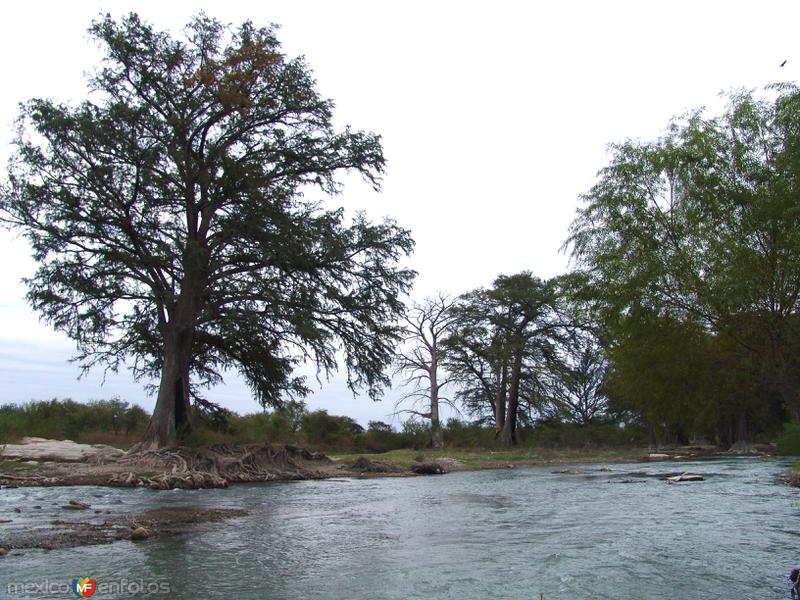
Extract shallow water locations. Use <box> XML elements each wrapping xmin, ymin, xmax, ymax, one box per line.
<box><xmin>1</xmin><ymin>457</ymin><xmax>799</xmax><ymax>599</ymax></box>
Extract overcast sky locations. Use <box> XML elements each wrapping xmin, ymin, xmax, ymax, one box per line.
<box><xmin>0</xmin><ymin>1</ymin><xmax>797</xmax><ymax>425</ymax></box>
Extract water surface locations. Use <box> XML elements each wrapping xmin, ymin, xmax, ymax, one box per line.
<box><xmin>1</xmin><ymin>457</ymin><xmax>798</xmax><ymax>599</ymax></box>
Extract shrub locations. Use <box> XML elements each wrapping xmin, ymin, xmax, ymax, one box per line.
<box><xmin>301</xmin><ymin>410</ymin><xmax>364</xmax><ymax>448</ymax></box>
<box><xmin>361</xmin><ymin>422</ymin><xmax>405</xmax><ymax>452</ymax></box>
<box><xmin>777</xmin><ymin>423</ymin><xmax>800</xmax><ymax>456</ymax></box>
<box><xmin>230</xmin><ymin>412</ymin><xmax>292</xmax><ymax>444</ymax></box>
<box><xmin>398</xmin><ymin>419</ymin><xmax>430</xmax><ymax>449</ymax></box>
<box><xmin>0</xmin><ymin>398</ymin><xmax>149</xmax><ymax>445</ymax></box>
<box><xmin>442</xmin><ymin>418</ymin><xmax>495</xmax><ymax>448</ymax></box>
<box><xmin>521</xmin><ymin>421</ymin><xmax>647</xmax><ymax>449</ymax></box>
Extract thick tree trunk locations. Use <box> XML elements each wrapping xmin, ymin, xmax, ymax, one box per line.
<box><xmin>498</xmin><ymin>355</ymin><xmax>522</xmax><ymax>447</ymax></box>
<box><xmin>134</xmin><ymin>326</ymin><xmax>194</xmax><ymax>451</ymax></box>
<box><xmin>134</xmin><ymin>272</ymin><xmax>205</xmax><ymax>452</ymax></box>
<box><xmin>133</xmin><ymin>237</ymin><xmax>208</xmax><ymax>452</ymax></box>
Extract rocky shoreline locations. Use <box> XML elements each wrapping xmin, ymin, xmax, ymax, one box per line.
<box><xmin>0</xmin><ymin>505</ymin><xmax>247</xmax><ymax>555</ymax></box>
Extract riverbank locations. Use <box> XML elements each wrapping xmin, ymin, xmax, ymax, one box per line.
<box><xmin>0</xmin><ymin>437</ymin><xmax>775</xmax><ymax>490</ymax></box>
<box><xmin>0</xmin><ymin>439</ymin><xmax>782</xmax><ymax>554</ymax></box>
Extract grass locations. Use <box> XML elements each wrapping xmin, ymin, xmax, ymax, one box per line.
<box><xmin>0</xmin><ymin>459</ymin><xmax>39</xmax><ymax>472</ymax></box>
<box><xmin>328</xmin><ymin>446</ymin><xmax>648</xmax><ymax>470</ymax></box>
<box><xmin>788</xmin><ymin>460</ymin><xmax>800</xmax><ymax>487</ymax></box>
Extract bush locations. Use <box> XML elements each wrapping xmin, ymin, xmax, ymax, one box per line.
<box><xmin>228</xmin><ymin>412</ymin><xmax>292</xmax><ymax>444</ymax></box>
<box><xmin>360</xmin><ymin>422</ymin><xmax>406</xmax><ymax>453</ymax></box>
<box><xmin>521</xmin><ymin>421</ymin><xmax>647</xmax><ymax>449</ymax></box>
<box><xmin>0</xmin><ymin>398</ymin><xmax>149</xmax><ymax>446</ymax></box>
<box><xmin>777</xmin><ymin>422</ymin><xmax>800</xmax><ymax>455</ymax></box>
<box><xmin>398</xmin><ymin>419</ymin><xmax>430</xmax><ymax>449</ymax></box>
<box><xmin>442</xmin><ymin>419</ymin><xmax>496</xmax><ymax>448</ymax></box>
<box><xmin>301</xmin><ymin>410</ymin><xmax>364</xmax><ymax>449</ymax></box>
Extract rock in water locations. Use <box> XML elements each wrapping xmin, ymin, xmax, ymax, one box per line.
<box><xmin>130</xmin><ymin>527</ymin><xmax>149</xmax><ymax>541</ymax></box>
<box><xmin>63</xmin><ymin>500</ymin><xmax>91</xmax><ymax>510</ymax></box>
<box><xmin>411</xmin><ymin>463</ymin><xmax>447</xmax><ymax>475</ymax></box>
<box><xmin>665</xmin><ymin>473</ymin><xmax>704</xmax><ymax>482</ymax></box>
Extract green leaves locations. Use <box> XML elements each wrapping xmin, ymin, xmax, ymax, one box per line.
<box><xmin>567</xmin><ymin>86</ymin><xmax>800</xmax><ymax>436</ymax></box>
<box><xmin>0</xmin><ymin>13</ymin><xmax>413</xmax><ymax>410</ymax></box>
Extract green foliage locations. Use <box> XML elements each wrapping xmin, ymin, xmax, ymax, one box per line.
<box><xmin>441</xmin><ymin>418</ymin><xmax>496</xmax><ymax>448</ymax></box>
<box><xmin>0</xmin><ymin>398</ymin><xmax>650</xmax><ymax>452</ymax></box>
<box><xmin>0</xmin><ymin>398</ymin><xmax>149</xmax><ymax>445</ymax></box>
<box><xmin>356</xmin><ymin>421</ymin><xmax>402</xmax><ymax>452</ymax></box>
<box><xmin>0</xmin><ymin>13</ymin><xmax>415</xmax><ymax>433</ymax></box>
<box><xmin>567</xmin><ymin>85</ymin><xmax>800</xmax><ymax>443</ymax></box>
<box><xmin>521</xmin><ymin>421</ymin><xmax>647</xmax><ymax>449</ymax></box>
<box><xmin>399</xmin><ymin>419</ymin><xmax>431</xmax><ymax>449</ymax></box>
<box><xmin>776</xmin><ymin>422</ymin><xmax>800</xmax><ymax>455</ymax></box>
<box><xmin>301</xmin><ymin>410</ymin><xmax>364</xmax><ymax>447</ymax></box>
<box><xmin>279</xmin><ymin>400</ymin><xmax>308</xmax><ymax>433</ymax></box>
<box><xmin>445</xmin><ymin>273</ymin><xmax>566</xmax><ymax>439</ymax></box>
<box><xmin>606</xmin><ymin>311</ymin><xmax>720</xmax><ymax>438</ymax></box>
<box><xmin>230</xmin><ymin>412</ymin><xmax>292</xmax><ymax>444</ymax></box>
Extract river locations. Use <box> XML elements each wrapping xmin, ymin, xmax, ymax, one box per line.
<box><xmin>1</xmin><ymin>457</ymin><xmax>798</xmax><ymax>599</ymax></box>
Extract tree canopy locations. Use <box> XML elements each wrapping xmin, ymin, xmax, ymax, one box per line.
<box><xmin>445</xmin><ymin>273</ymin><xmax>568</xmax><ymax>445</ymax></box>
<box><xmin>0</xmin><ymin>13</ymin><xmax>414</xmax><ymax>448</ymax></box>
<box><xmin>567</xmin><ymin>85</ymin><xmax>800</xmax><ymax>443</ymax></box>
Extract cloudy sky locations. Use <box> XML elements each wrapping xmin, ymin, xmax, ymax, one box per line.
<box><xmin>0</xmin><ymin>1</ymin><xmax>796</xmax><ymax>424</ymax></box>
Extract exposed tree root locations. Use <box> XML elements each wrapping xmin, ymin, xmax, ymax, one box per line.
<box><xmin>109</xmin><ymin>444</ymin><xmax>332</xmax><ymax>489</ymax></box>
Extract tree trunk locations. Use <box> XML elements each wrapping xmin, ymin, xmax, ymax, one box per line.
<box><xmin>498</xmin><ymin>354</ymin><xmax>522</xmax><ymax>447</ymax></box>
<box><xmin>133</xmin><ymin>237</ymin><xmax>208</xmax><ymax>452</ymax></box>
<box><xmin>729</xmin><ymin>411</ymin><xmax>749</xmax><ymax>452</ymax></box>
<box><xmin>134</xmin><ymin>325</ymin><xmax>194</xmax><ymax>451</ymax></box>
<box><xmin>494</xmin><ymin>363</ymin><xmax>507</xmax><ymax>437</ymax></box>
<box><xmin>429</xmin><ymin>363</ymin><xmax>444</xmax><ymax>449</ymax></box>
<box><xmin>648</xmin><ymin>421</ymin><xmax>661</xmax><ymax>451</ymax></box>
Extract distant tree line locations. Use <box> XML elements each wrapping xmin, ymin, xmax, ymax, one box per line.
<box><xmin>397</xmin><ymin>87</ymin><xmax>800</xmax><ymax>450</ymax></box>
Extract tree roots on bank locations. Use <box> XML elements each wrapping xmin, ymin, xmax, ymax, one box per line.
<box><xmin>108</xmin><ymin>444</ymin><xmax>332</xmax><ymax>490</ymax></box>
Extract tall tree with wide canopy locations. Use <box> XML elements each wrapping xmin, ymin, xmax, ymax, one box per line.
<box><xmin>567</xmin><ymin>85</ymin><xmax>800</xmax><ymax>441</ymax></box>
<box><xmin>0</xmin><ymin>14</ymin><xmax>415</xmax><ymax>450</ymax></box>
<box><xmin>446</xmin><ymin>273</ymin><xmax>565</xmax><ymax>446</ymax></box>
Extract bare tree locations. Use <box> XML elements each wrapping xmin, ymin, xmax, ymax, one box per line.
<box><xmin>394</xmin><ymin>294</ymin><xmax>459</xmax><ymax>447</ymax></box>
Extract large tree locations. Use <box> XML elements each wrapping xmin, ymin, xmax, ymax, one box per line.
<box><xmin>0</xmin><ymin>14</ymin><xmax>414</xmax><ymax>450</ymax></box>
<box><xmin>567</xmin><ymin>85</ymin><xmax>800</xmax><ymax>442</ymax></box>
<box><xmin>447</xmin><ymin>273</ymin><xmax>565</xmax><ymax>446</ymax></box>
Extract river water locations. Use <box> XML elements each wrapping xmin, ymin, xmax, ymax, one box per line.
<box><xmin>1</xmin><ymin>457</ymin><xmax>799</xmax><ymax>599</ymax></box>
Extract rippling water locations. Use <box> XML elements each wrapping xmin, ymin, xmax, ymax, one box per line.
<box><xmin>1</xmin><ymin>457</ymin><xmax>799</xmax><ymax>599</ymax></box>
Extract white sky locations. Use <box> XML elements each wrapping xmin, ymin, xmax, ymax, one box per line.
<box><xmin>0</xmin><ymin>1</ymin><xmax>797</xmax><ymax>425</ymax></box>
